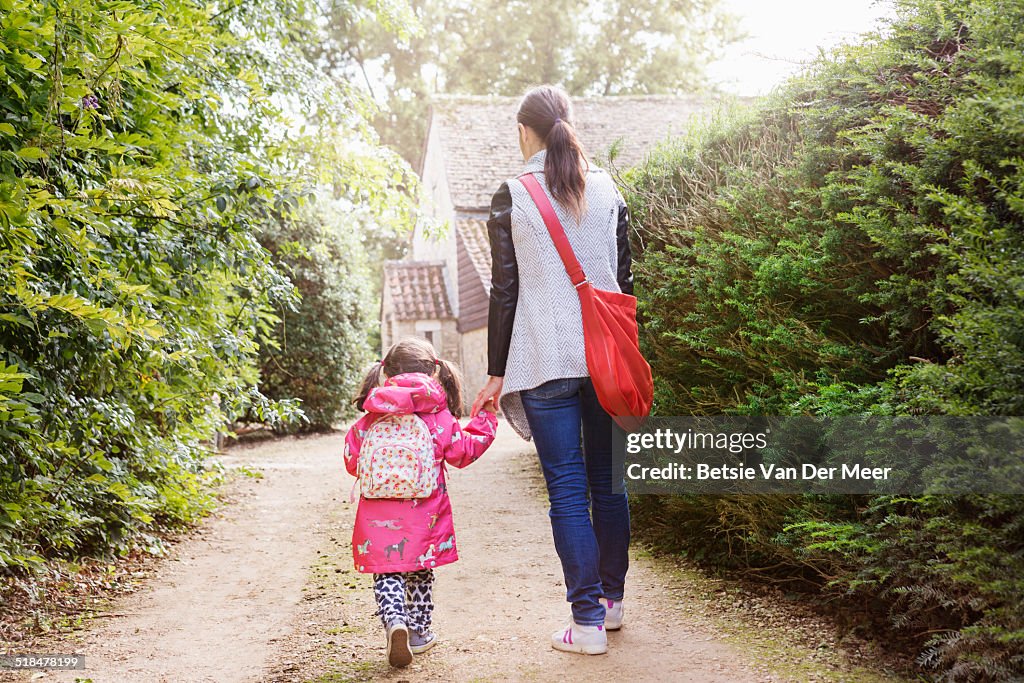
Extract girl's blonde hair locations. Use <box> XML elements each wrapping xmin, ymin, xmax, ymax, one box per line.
<box><xmin>354</xmin><ymin>336</ymin><xmax>464</xmax><ymax>417</ymax></box>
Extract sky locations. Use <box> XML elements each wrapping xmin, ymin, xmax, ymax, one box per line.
<box><xmin>707</xmin><ymin>0</ymin><xmax>898</xmax><ymax>96</ymax></box>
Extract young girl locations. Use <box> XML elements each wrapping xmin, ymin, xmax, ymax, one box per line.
<box><xmin>343</xmin><ymin>337</ymin><xmax>497</xmax><ymax>668</ymax></box>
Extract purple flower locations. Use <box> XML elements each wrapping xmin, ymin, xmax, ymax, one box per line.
<box><xmin>81</xmin><ymin>94</ymin><xmax>100</xmax><ymax>110</ymax></box>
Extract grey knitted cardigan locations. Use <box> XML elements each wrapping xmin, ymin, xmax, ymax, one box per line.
<box><xmin>498</xmin><ymin>150</ymin><xmax>626</xmax><ymax>440</ymax></box>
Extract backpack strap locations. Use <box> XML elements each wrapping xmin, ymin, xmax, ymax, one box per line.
<box><xmin>518</xmin><ymin>173</ymin><xmax>589</xmax><ymax>289</ymax></box>
<box><xmin>345</xmin><ymin>438</ymin><xmax>360</xmax><ymax>503</ymax></box>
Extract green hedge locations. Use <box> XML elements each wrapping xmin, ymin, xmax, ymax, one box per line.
<box><xmin>0</xmin><ymin>0</ymin><xmax>412</xmax><ymax>571</ymax></box>
<box><xmin>624</xmin><ymin>0</ymin><xmax>1024</xmax><ymax>679</ymax></box>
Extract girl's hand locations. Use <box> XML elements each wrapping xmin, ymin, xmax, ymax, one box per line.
<box><xmin>471</xmin><ymin>376</ymin><xmax>503</xmax><ymax>417</ymax></box>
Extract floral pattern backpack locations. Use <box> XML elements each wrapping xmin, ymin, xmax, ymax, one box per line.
<box><xmin>357</xmin><ymin>413</ymin><xmax>437</xmax><ymax>499</ymax></box>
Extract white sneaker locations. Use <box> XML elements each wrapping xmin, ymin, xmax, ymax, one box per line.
<box><xmin>410</xmin><ymin>630</ymin><xmax>437</xmax><ymax>654</ymax></box>
<box><xmin>551</xmin><ymin>621</ymin><xmax>608</xmax><ymax>655</ymax></box>
<box><xmin>386</xmin><ymin>623</ymin><xmax>413</xmax><ymax>667</ymax></box>
<box><xmin>602</xmin><ymin>597</ymin><xmax>623</xmax><ymax>630</ymax></box>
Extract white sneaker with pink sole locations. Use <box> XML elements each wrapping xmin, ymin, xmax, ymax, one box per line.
<box><xmin>551</xmin><ymin>621</ymin><xmax>608</xmax><ymax>655</ymax></box>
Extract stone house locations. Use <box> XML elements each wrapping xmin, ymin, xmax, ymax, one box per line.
<box><xmin>381</xmin><ymin>94</ymin><xmax>717</xmax><ymax>405</ymax></box>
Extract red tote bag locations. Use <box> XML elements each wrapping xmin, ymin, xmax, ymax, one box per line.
<box><xmin>519</xmin><ymin>173</ymin><xmax>653</xmax><ymax>432</ymax></box>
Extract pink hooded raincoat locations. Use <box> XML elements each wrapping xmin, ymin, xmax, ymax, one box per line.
<box><xmin>343</xmin><ymin>372</ymin><xmax>497</xmax><ymax>574</ymax></box>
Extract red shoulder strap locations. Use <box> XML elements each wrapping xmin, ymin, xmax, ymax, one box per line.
<box><xmin>518</xmin><ymin>173</ymin><xmax>588</xmax><ymax>288</ymax></box>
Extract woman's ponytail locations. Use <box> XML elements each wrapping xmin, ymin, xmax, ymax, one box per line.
<box><xmin>435</xmin><ymin>359</ymin><xmax>464</xmax><ymax>418</ymax></box>
<box><xmin>544</xmin><ymin>118</ymin><xmax>588</xmax><ymax>221</ymax></box>
<box><xmin>517</xmin><ymin>85</ymin><xmax>588</xmax><ymax>221</ymax></box>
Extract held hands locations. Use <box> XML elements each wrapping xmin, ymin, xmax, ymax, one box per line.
<box><xmin>471</xmin><ymin>376</ymin><xmax>503</xmax><ymax>417</ymax></box>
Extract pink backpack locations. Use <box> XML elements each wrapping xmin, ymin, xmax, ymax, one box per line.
<box><xmin>356</xmin><ymin>413</ymin><xmax>438</xmax><ymax>499</ymax></box>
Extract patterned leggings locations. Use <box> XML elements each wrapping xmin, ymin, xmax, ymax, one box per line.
<box><xmin>373</xmin><ymin>569</ymin><xmax>434</xmax><ymax>634</ymax></box>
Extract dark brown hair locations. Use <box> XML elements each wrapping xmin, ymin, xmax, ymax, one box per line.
<box><xmin>353</xmin><ymin>336</ymin><xmax>464</xmax><ymax>417</ymax></box>
<box><xmin>517</xmin><ymin>84</ymin><xmax>589</xmax><ymax>221</ymax></box>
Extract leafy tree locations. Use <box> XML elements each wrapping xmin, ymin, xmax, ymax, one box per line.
<box><xmin>0</xmin><ymin>0</ymin><xmax>414</xmax><ymax>571</ymax></box>
<box><xmin>320</xmin><ymin>0</ymin><xmax>741</xmax><ymax>162</ymax></box>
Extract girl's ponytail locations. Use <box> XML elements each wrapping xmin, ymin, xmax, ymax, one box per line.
<box><xmin>353</xmin><ymin>360</ymin><xmax>386</xmax><ymax>411</ymax></box>
<box><xmin>435</xmin><ymin>359</ymin><xmax>464</xmax><ymax>418</ymax></box>
<box><xmin>356</xmin><ymin>337</ymin><xmax>465</xmax><ymax>416</ymax></box>
<box><xmin>517</xmin><ymin>84</ymin><xmax>588</xmax><ymax>221</ymax></box>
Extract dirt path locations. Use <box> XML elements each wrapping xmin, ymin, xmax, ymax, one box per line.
<box><xmin>15</xmin><ymin>424</ymin><xmax>902</xmax><ymax>683</ymax></box>
<box><xmin>267</xmin><ymin>424</ymin><xmax>764</xmax><ymax>683</ymax></box>
<box><xmin>13</xmin><ymin>436</ymin><xmax>345</xmax><ymax>683</ymax></box>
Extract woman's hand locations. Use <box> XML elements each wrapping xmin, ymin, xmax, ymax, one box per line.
<box><xmin>471</xmin><ymin>376</ymin><xmax>503</xmax><ymax>417</ymax></box>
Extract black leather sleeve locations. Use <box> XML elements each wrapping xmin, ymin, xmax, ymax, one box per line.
<box><xmin>617</xmin><ymin>200</ymin><xmax>635</xmax><ymax>295</ymax></box>
<box><xmin>486</xmin><ymin>182</ymin><xmax>517</xmax><ymax>377</ymax></box>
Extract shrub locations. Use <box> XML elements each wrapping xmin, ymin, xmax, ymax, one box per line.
<box><xmin>624</xmin><ymin>0</ymin><xmax>1024</xmax><ymax>678</ymax></box>
<box><xmin>256</xmin><ymin>199</ymin><xmax>377</xmax><ymax>431</ymax></box>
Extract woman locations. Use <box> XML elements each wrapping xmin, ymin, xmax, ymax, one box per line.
<box><xmin>471</xmin><ymin>84</ymin><xmax>634</xmax><ymax>656</ymax></box>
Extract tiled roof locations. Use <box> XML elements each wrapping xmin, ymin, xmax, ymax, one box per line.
<box><xmin>383</xmin><ymin>260</ymin><xmax>453</xmax><ymax>321</ymax></box>
<box><xmin>431</xmin><ymin>94</ymin><xmax>722</xmax><ymax>211</ymax></box>
<box><xmin>457</xmin><ymin>218</ymin><xmax>491</xmax><ymax>295</ymax></box>
<box><xmin>456</xmin><ymin>218</ymin><xmax>491</xmax><ymax>332</ymax></box>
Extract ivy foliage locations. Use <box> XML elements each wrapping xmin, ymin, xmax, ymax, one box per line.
<box><xmin>0</xmin><ymin>0</ymin><xmax>415</xmax><ymax>570</ymax></box>
<box><xmin>625</xmin><ymin>0</ymin><xmax>1024</xmax><ymax>679</ymax></box>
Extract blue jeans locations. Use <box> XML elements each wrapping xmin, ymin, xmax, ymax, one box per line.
<box><xmin>521</xmin><ymin>376</ymin><xmax>630</xmax><ymax>626</ymax></box>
